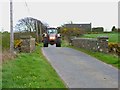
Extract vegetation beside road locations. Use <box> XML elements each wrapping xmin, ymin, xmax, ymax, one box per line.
<box><xmin>2</xmin><ymin>46</ymin><xmax>66</xmax><ymax>88</ymax></box>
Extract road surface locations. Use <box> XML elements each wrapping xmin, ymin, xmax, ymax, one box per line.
<box><xmin>42</xmin><ymin>45</ymin><xmax>119</xmax><ymax>88</ymax></box>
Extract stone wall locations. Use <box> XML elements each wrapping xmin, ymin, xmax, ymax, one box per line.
<box><xmin>71</xmin><ymin>36</ymin><xmax>109</xmax><ymax>53</ymax></box>
<box><xmin>20</xmin><ymin>36</ymin><xmax>35</xmax><ymax>53</ymax></box>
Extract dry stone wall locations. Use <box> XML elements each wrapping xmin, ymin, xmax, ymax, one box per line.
<box><xmin>20</xmin><ymin>36</ymin><xmax>35</xmax><ymax>53</ymax></box>
<box><xmin>71</xmin><ymin>36</ymin><xmax>109</xmax><ymax>53</ymax></box>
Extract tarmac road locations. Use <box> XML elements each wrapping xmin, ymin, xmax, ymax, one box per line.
<box><xmin>42</xmin><ymin>45</ymin><xmax>119</xmax><ymax>88</ymax></box>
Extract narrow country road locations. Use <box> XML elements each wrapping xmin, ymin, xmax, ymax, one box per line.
<box><xmin>42</xmin><ymin>45</ymin><xmax>118</xmax><ymax>88</ymax></box>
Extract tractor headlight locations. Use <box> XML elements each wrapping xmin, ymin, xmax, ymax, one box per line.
<box><xmin>49</xmin><ymin>36</ymin><xmax>56</xmax><ymax>40</ymax></box>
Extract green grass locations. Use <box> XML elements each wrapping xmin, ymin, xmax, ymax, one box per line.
<box><xmin>61</xmin><ymin>40</ymin><xmax>69</xmax><ymax>47</ymax></box>
<box><xmin>81</xmin><ymin>33</ymin><xmax>119</xmax><ymax>43</ymax></box>
<box><xmin>69</xmin><ymin>46</ymin><xmax>119</xmax><ymax>69</ymax></box>
<box><xmin>0</xmin><ymin>64</ymin><xmax>1</xmax><ymax>89</ymax></box>
<box><xmin>2</xmin><ymin>32</ymin><xmax>10</xmax><ymax>50</ymax></box>
<box><xmin>0</xmin><ymin>32</ymin><xmax>2</xmax><ymax>89</ymax></box>
<box><xmin>2</xmin><ymin>46</ymin><xmax>66</xmax><ymax>88</ymax></box>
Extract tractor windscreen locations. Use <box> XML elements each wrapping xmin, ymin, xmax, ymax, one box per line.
<box><xmin>47</xmin><ymin>29</ymin><xmax>58</xmax><ymax>34</ymax></box>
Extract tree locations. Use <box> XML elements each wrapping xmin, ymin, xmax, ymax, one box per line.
<box><xmin>112</xmin><ymin>26</ymin><xmax>117</xmax><ymax>32</ymax></box>
<box><xmin>15</xmin><ymin>17</ymin><xmax>35</xmax><ymax>32</ymax></box>
<box><xmin>14</xmin><ymin>17</ymin><xmax>48</xmax><ymax>42</ymax></box>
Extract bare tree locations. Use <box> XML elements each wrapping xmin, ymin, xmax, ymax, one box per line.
<box><xmin>14</xmin><ymin>17</ymin><xmax>48</xmax><ymax>42</ymax></box>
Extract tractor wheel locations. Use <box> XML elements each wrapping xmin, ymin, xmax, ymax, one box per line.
<box><xmin>56</xmin><ymin>43</ymin><xmax>61</xmax><ymax>47</ymax></box>
<box><xmin>43</xmin><ymin>43</ymin><xmax>48</xmax><ymax>47</ymax></box>
<box><xmin>56</xmin><ymin>38</ymin><xmax>61</xmax><ymax>47</ymax></box>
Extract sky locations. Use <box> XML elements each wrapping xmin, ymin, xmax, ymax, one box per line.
<box><xmin>0</xmin><ymin>0</ymin><xmax>119</xmax><ymax>32</ymax></box>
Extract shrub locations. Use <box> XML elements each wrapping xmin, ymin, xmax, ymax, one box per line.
<box><xmin>60</xmin><ymin>27</ymin><xmax>85</xmax><ymax>42</ymax></box>
<box><xmin>35</xmin><ymin>42</ymin><xmax>39</xmax><ymax>46</ymax></box>
<box><xmin>14</xmin><ymin>39</ymin><xmax>22</xmax><ymax>48</ymax></box>
<box><xmin>108</xmin><ymin>42</ymin><xmax>120</xmax><ymax>56</ymax></box>
<box><xmin>92</xmin><ymin>27</ymin><xmax>104</xmax><ymax>33</ymax></box>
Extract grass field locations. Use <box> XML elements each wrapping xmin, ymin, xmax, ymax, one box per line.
<box><xmin>81</xmin><ymin>33</ymin><xmax>119</xmax><ymax>43</ymax></box>
<box><xmin>2</xmin><ymin>46</ymin><xmax>66</xmax><ymax>88</ymax></box>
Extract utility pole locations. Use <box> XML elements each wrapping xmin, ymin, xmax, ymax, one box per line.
<box><xmin>36</xmin><ymin>20</ymin><xmax>39</xmax><ymax>42</ymax></box>
<box><xmin>40</xmin><ymin>22</ymin><xmax>42</xmax><ymax>41</ymax></box>
<box><xmin>10</xmin><ymin>0</ymin><xmax>14</xmax><ymax>53</ymax></box>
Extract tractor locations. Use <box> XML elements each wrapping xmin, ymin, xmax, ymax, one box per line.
<box><xmin>42</xmin><ymin>28</ymin><xmax>61</xmax><ymax>47</ymax></box>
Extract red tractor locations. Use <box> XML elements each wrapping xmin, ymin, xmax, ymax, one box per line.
<box><xmin>42</xmin><ymin>28</ymin><xmax>61</xmax><ymax>47</ymax></box>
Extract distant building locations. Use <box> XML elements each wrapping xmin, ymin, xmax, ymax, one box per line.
<box><xmin>62</xmin><ymin>23</ymin><xmax>92</xmax><ymax>32</ymax></box>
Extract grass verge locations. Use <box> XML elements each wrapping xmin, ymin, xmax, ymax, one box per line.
<box><xmin>69</xmin><ymin>45</ymin><xmax>119</xmax><ymax>69</ymax></box>
<box><xmin>61</xmin><ymin>40</ymin><xmax>69</xmax><ymax>47</ymax></box>
<box><xmin>2</xmin><ymin>46</ymin><xmax>66</xmax><ymax>88</ymax></box>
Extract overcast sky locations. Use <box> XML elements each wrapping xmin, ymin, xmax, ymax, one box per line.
<box><xmin>0</xmin><ymin>0</ymin><xmax>119</xmax><ymax>32</ymax></box>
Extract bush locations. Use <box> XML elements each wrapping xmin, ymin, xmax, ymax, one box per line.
<box><xmin>61</xmin><ymin>27</ymin><xmax>85</xmax><ymax>36</ymax></box>
<box><xmin>108</xmin><ymin>42</ymin><xmax>120</xmax><ymax>56</ymax></box>
<box><xmin>14</xmin><ymin>39</ymin><xmax>22</xmax><ymax>48</ymax></box>
<box><xmin>60</xmin><ymin>27</ymin><xmax>85</xmax><ymax>42</ymax></box>
<box><xmin>92</xmin><ymin>27</ymin><xmax>104</xmax><ymax>33</ymax></box>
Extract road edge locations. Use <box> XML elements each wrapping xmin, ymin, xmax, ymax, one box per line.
<box><xmin>41</xmin><ymin>47</ymin><xmax>69</xmax><ymax>89</ymax></box>
<box><xmin>68</xmin><ymin>46</ymin><xmax>119</xmax><ymax>71</ymax></box>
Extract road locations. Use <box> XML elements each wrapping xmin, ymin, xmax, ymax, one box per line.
<box><xmin>42</xmin><ymin>45</ymin><xmax>119</xmax><ymax>88</ymax></box>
